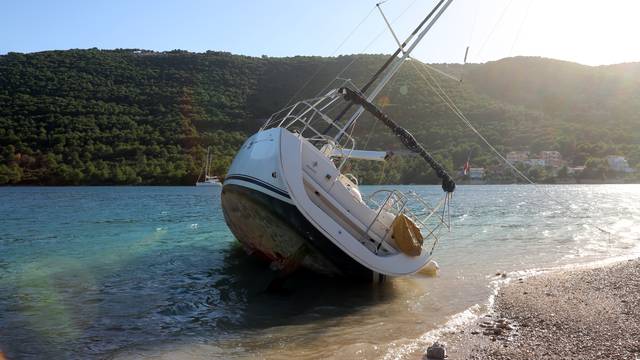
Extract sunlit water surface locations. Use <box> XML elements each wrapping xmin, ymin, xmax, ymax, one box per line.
<box><xmin>1</xmin><ymin>185</ymin><xmax>639</xmax><ymax>359</ymax></box>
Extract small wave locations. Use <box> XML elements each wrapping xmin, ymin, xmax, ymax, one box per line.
<box><xmin>381</xmin><ymin>265</ymin><xmax>580</xmax><ymax>360</ymax></box>
<box><xmin>382</xmin><ymin>305</ymin><xmax>482</xmax><ymax>360</ymax></box>
<box><xmin>93</xmin><ymin>218</ymin><xmax>137</xmax><ymax>224</ymax></box>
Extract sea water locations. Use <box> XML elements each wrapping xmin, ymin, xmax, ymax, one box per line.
<box><xmin>1</xmin><ymin>185</ymin><xmax>639</xmax><ymax>359</ymax></box>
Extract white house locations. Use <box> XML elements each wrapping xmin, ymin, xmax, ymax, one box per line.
<box><xmin>506</xmin><ymin>151</ymin><xmax>529</xmax><ymax>163</ymax></box>
<box><xmin>525</xmin><ymin>158</ymin><xmax>546</xmax><ymax>167</ymax></box>
<box><xmin>606</xmin><ymin>156</ymin><xmax>634</xmax><ymax>173</ymax></box>
<box><xmin>539</xmin><ymin>151</ymin><xmax>564</xmax><ymax>168</ymax></box>
<box><xmin>469</xmin><ymin>167</ymin><xmax>485</xmax><ymax>180</ymax></box>
<box><xmin>567</xmin><ymin>166</ymin><xmax>585</xmax><ymax>175</ymax></box>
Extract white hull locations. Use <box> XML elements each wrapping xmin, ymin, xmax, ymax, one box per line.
<box><xmin>219</xmin><ymin>1</ymin><xmax>457</xmax><ymax>279</ymax></box>
<box><xmin>222</xmin><ymin>128</ymin><xmax>440</xmax><ymax>278</ymax></box>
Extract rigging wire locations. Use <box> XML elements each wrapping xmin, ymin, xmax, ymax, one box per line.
<box><xmin>363</xmin><ymin>117</ymin><xmax>380</xmax><ymax>149</ymax></box>
<box><xmin>467</xmin><ymin>0</ymin><xmax>480</xmax><ymax>48</ymax></box>
<box><xmin>377</xmin><ymin>2</ymin><xmax>404</xmax><ymax>51</ymax></box>
<box><xmin>409</xmin><ymin>59</ymin><xmax>614</xmax><ymax>238</ymax></box>
<box><xmin>459</xmin><ymin>0</ymin><xmax>480</xmax><ymax>82</ymax></box>
<box><xmin>362</xmin><ymin>66</ymin><xmax>403</xmax><ymax>149</ymax></box>
<box><xmin>316</xmin><ymin>0</ymin><xmax>421</xmax><ymax>97</ymax></box>
<box><xmin>282</xmin><ymin>6</ymin><xmax>377</xmax><ymax>108</ymax></box>
<box><xmin>377</xmin><ymin>160</ymin><xmax>387</xmax><ymax>185</ymax></box>
<box><xmin>473</xmin><ymin>0</ymin><xmax>514</xmax><ymax>63</ymax></box>
<box><xmin>508</xmin><ymin>0</ymin><xmax>533</xmax><ymax>56</ymax></box>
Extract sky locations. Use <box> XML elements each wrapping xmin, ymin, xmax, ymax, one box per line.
<box><xmin>1</xmin><ymin>0</ymin><xmax>640</xmax><ymax>66</ymax></box>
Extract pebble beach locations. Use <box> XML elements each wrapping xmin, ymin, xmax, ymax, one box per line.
<box><xmin>442</xmin><ymin>258</ymin><xmax>640</xmax><ymax>359</ymax></box>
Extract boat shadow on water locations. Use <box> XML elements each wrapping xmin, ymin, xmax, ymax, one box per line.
<box><xmin>0</xmin><ymin>240</ymin><xmax>399</xmax><ymax>360</ymax></box>
<box><xmin>103</xmin><ymin>244</ymin><xmax>401</xmax><ymax>359</ymax></box>
<box><xmin>205</xmin><ymin>244</ymin><xmax>399</xmax><ymax>330</ymax></box>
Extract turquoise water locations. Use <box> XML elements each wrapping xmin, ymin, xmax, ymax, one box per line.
<box><xmin>1</xmin><ymin>185</ymin><xmax>639</xmax><ymax>359</ymax></box>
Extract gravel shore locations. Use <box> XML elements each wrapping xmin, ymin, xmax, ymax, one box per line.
<box><xmin>442</xmin><ymin>259</ymin><xmax>640</xmax><ymax>359</ymax></box>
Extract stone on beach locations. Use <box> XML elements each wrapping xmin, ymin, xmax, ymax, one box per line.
<box><xmin>425</xmin><ymin>342</ymin><xmax>446</xmax><ymax>359</ymax></box>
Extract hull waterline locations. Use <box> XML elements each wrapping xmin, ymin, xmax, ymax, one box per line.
<box><xmin>221</xmin><ymin>183</ymin><xmax>373</xmax><ymax>280</ymax></box>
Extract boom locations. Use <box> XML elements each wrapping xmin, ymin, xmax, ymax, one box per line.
<box><xmin>339</xmin><ymin>87</ymin><xmax>456</xmax><ymax>193</ymax></box>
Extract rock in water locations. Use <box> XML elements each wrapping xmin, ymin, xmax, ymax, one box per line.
<box><xmin>425</xmin><ymin>342</ymin><xmax>446</xmax><ymax>359</ymax></box>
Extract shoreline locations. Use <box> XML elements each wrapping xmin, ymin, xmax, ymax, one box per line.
<box><xmin>437</xmin><ymin>258</ymin><xmax>640</xmax><ymax>359</ymax></box>
<box><xmin>2</xmin><ymin>182</ymin><xmax>640</xmax><ymax>187</ymax></box>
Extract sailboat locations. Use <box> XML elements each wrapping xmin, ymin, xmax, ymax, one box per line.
<box><xmin>196</xmin><ymin>147</ymin><xmax>222</xmax><ymax>186</ymax></box>
<box><xmin>221</xmin><ymin>0</ymin><xmax>456</xmax><ymax>281</ymax></box>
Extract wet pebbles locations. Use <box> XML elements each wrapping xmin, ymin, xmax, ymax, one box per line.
<box><xmin>465</xmin><ymin>259</ymin><xmax>640</xmax><ymax>359</ymax></box>
<box><xmin>467</xmin><ymin>260</ymin><xmax>640</xmax><ymax>360</ymax></box>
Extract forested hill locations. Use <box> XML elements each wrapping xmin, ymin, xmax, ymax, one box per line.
<box><xmin>1</xmin><ymin>49</ymin><xmax>639</xmax><ymax>185</ymax></box>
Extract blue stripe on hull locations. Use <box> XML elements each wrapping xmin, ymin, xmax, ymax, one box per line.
<box><xmin>224</xmin><ymin>174</ymin><xmax>290</xmax><ymax>198</ymax></box>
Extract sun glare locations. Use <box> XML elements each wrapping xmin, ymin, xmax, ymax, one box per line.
<box><xmin>414</xmin><ymin>0</ymin><xmax>640</xmax><ymax>66</ymax></box>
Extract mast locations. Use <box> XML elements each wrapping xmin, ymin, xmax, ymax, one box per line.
<box><xmin>333</xmin><ymin>0</ymin><xmax>454</xmax><ymax>141</ymax></box>
<box><xmin>205</xmin><ymin>146</ymin><xmax>211</xmax><ymax>178</ymax></box>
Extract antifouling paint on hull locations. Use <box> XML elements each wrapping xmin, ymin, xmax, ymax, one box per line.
<box><xmin>221</xmin><ymin>184</ymin><xmax>373</xmax><ymax>280</ymax></box>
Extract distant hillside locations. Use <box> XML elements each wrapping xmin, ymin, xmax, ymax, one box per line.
<box><xmin>464</xmin><ymin>57</ymin><xmax>640</xmax><ymax>177</ymax></box>
<box><xmin>0</xmin><ymin>49</ymin><xmax>638</xmax><ymax>185</ymax></box>
<box><xmin>466</xmin><ymin>57</ymin><xmax>640</xmax><ymax>116</ymax></box>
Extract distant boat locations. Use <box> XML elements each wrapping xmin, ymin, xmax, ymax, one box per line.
<box><xmin>196</xmin><ymin>175</ymin><xmax>222</xmax><ymax>187</ymax></box>
<box><xmin>196</xmin><ymin>147</ymin><xmax>222</xmax><ymax>187</ymax></box>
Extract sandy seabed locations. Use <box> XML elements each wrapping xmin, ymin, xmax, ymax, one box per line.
<box><xmin>441</xmin><ymin>259</ymin><xmax>640</xmax><ymax>360</ymax></box>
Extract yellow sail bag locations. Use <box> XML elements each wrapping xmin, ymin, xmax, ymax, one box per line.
<box><xmin>391</xmin><ymin>213</ymin><xmax>424</xmax><ymax>256</ymax></box>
